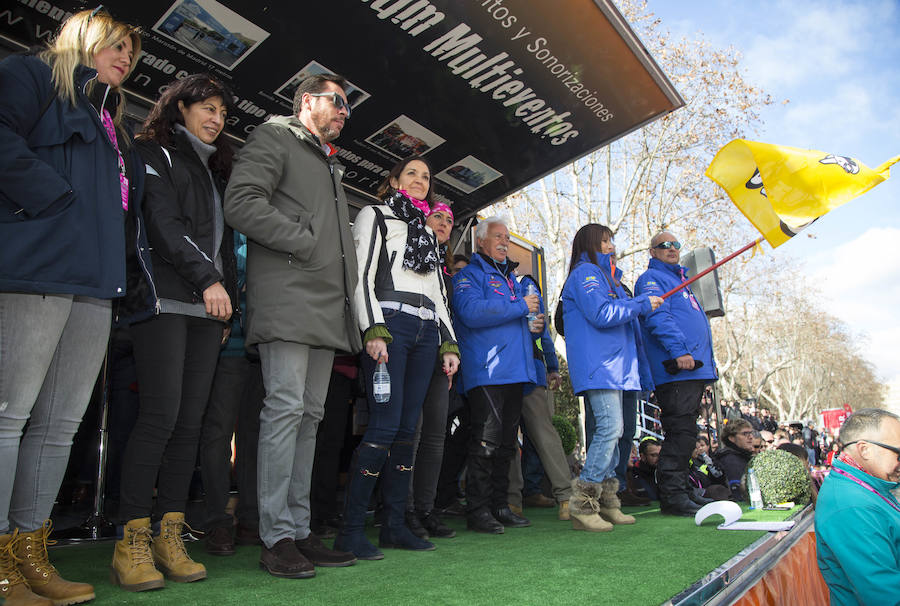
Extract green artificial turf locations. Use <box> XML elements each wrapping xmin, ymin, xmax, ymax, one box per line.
<box><xmin>50</xmin><ymin>505</ymin><xmax>797</xmax><ymax>606</ymax></box>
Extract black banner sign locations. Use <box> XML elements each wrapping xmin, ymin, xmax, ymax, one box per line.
<box><xmin>2</xmin><ymin>0</ymin><xmax>683</xmax><ymax>218</ymax></box>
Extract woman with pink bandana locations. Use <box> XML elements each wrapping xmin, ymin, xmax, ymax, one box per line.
<box><xmin>337</xmin><ymin>156</ymin><xmax>460</xmax><ymax>560</ymax></box>
<box><xmin>402</xmin><ymin>202</ymin><xmax>459</xmax><ymax>541</ymax></box>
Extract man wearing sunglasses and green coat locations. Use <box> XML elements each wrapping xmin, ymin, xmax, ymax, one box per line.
<box><xmin>635</xmin><ymin>231</ymin><xmax>717</xmax><ymax>516</ymax></box>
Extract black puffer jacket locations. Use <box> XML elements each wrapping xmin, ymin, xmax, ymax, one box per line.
<box><xmin>714</xmin><ymin>442</ymin><xmax>754</xmax><ymax>500</ymax></box>
<box><xmin>124</xmin><ymin>130</ymin><xmax>237</xmax><ymax>318</ymax></box>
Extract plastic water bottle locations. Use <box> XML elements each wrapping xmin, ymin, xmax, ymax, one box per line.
<box><xmin>525</xmin><ymin>282</ymin><xmax>539</xmax><ymax>331</ymax></box>
<box><xmin>373</xmin><ymin>357</ymin><xmax>390</xmax><ymax>404</ymax></box>
<box><xmin>747</xmin><ymin>467</ymin><xmax>763</xmax><ymax>509</ymax></box>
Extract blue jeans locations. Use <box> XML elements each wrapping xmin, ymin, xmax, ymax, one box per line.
<box><xmin>0</xmin><ymin>293</ymin><xmax>111</xmax><ymax>534</ymax></box>
<box><xmin>580</xmin><ymin>389</ymin><xmax>624</xmax><ymax>484</ymax></box>
<box><xmin>360</xmin><ymin>311</ymin><xmax>438</xmax><ymax>446</ymax></box>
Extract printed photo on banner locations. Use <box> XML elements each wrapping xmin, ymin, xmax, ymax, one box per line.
<box><xmin>436</xmin><ymin>156</ymin><xmax>502</xmax><ymax>194</ymax></box>
<box><xmin>153</xmin><ymin>0</ymin><xmax>269</xmax><ymax>70</ymax></box>
<box><xmin>275</xmin><ymin>61</ymin><xmax>371</xmax><ymax>109</ymax></box>
<box><xmin>365</xmin><ymin>115</ymin><xmax>446</xmax><ymax>159</ymax></box>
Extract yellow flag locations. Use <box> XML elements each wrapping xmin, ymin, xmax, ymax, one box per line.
<box><xmin>705</xmin><ymin>139</ymin><xmax>899</xmax><ymax>247</ymax></box>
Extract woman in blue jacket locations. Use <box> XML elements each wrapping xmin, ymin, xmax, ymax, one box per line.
<box><xmin>561</xmin><ymin>224</ymin><xmax>661</xmax><ymax>532</ymax></box>
<box><xmin>0</xmin><ymin>9</ymin><xmax>141</xmax><ymax>605</ymax></box>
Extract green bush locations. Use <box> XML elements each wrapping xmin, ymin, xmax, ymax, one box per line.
<box><xmin>552</xmin><ymin>414</ymin><xmax>577</xmax><ymax>456</ymax></box>
<box><xmin>749</xmin><ymin>449</ymin><xmax>811</xmax><ymax>506</ymax></box>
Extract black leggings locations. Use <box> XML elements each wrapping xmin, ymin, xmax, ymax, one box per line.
<box><xmin>118</xmin><ymin>313</ymin><xmax>222</xmax><ymax>521</ymax></box>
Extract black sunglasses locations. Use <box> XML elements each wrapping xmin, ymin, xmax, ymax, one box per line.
<box><xmin>843</xmin><ymin>439</ymin><xmax>900</xmax><ymax>461</ymax></box>
<box><xmin>309</xmin><ymin>92</ymin><xmax>351</xmax><ymax>117</ymax></box>
<box><xmin>653</xmin><ymin>241</ymin><xmax>682</xmax><ymax>250</ymax></box>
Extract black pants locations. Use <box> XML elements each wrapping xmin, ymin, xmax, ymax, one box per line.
<box><xmin>655</xmin><ymin>379</ymin><xmax>707</xmax><ymax>503</ymax></box>
<box><xmin>435</xmin><ymin>398</ymin><xmax>469</xmax><ymax>509</ymax></box>
<box><xmin>199</xmin><ymin>355</ymin><xmax>264</xmax><ymax>529</ymax></box>
<box><xmin>310</xmin><ymin>371</ymin><xmax>354</xmax><ymax>523</ymax></box>
<box><xmin>465</xmin><ymin>383</ymin><xmax>523</xmax><ymax>513</ymax></box>
<box><xmin>119</xmin><ymin>313</ymin><xmax>222</xmax><ymax>521</ymax></box>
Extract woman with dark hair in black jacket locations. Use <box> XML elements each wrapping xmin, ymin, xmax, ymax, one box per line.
<box><xmin>112</xmin><ymin>73</ymin><xmax>238</xmax><ymax>591</ymax></box>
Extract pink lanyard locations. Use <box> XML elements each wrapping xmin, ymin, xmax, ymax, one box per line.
<box><xmin>100</xmin><ymin>109</ymin><xmax>129</xmax><ymax>211</ymax></box>
<box><xmin>831</xmin><ymin>467</ymin><xmax>900</xmax><ymax>514</ymax></box>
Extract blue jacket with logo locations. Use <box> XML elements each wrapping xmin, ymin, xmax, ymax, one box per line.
<box><xmin>634</xmin><ymin>258</ymin><xmax>717</xmax><ymax>387</ymax></box>
<box><xmin>0</xmin><ymin>54</ymin><xmax>146</xmax><ymax>298</ymax></box>
<box><xmin>562</xmin><ymin>253</ymin><xmax>653</xmax><ymax>394</ymax></box>
<box><xmin>452</xmin><ymin>253</ymin><xmax>537</xmax><ymax>394</ymax></box>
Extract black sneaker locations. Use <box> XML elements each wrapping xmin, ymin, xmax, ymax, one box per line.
<box><xmin>419</xmin><ymin>511</ymin><xmax>456</xmax><ymax>538</ymax></box>
<box><xmin>492</xmin><ymin>507</ymin><xmax>531</xmax><ymax>528</ymax></box>
<box><xmin>205</xmin><ymin>525</ymin><xmax>235</xmax><ymax>556</ymax></box>
<box><xmin>405</xmin><ymin>511</ymin><xmax>429</xmax><ymax>539</ymax></box>
<box><xmin>466</xmin><ymin>509</ymin><xmax>504</xmax><ymax>534</ymax></box>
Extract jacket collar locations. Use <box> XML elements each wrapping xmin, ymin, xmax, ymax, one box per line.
<box><xmin>265</xmin><ymin>115</ymin><xmax>337</xmax><ymax>158</ymax></box>
<box><xmin>833</xmin><ymin>459</ymin><xmax>900</xmax><ymax>494</ymax></box>
<box><xmin>474</xmin><ymin>252</ymin><xmax>518</xmax><ymax>277</ymax></box>
<box><xmin>648</xmin><ymin>256</ymin><xmax>687</xmax><ymax>278</ymax></box>
<box><xmin>577</xmin><ymin>251</ymin><xmax>621</xmax><ymax>280</ymax></box>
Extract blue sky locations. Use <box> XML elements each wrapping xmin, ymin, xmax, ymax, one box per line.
<box><xmin>647</xmin><ymin>0</ymin><xmax>900</xmax><ymax>396</ymax></box>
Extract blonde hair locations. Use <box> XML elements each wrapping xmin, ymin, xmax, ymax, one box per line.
<box><xmin>38</xmin><ymin>8</ymin><xmax>140</xmax><ymax>126</ymax></box>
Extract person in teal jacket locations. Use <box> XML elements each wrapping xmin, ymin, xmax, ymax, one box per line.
<box><xmin>561</xmin><ymin>224</ymin><xmax>661</xmax><ymax>532</ymax></box>
<box><xmin>815</xmin><ymin>408</ymin><xmax>900</xmax><ymax>606</ymax></box>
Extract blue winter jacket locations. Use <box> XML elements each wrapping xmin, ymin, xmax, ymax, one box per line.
<box><xmin>562</xmin><ymin>253</ymin><xmax>654</xmax><ymax>395</ymax></box>
<box><xmin>0</xmin><ymin>55</ymin><xmax>144</xmax><ymax>298</ymax></box>
<box><xmin>815</xmin><ymin>459</ymin><xmax>900</xmax><ymax>606</ymax></box>
<box><xmin>635</xmin><ymin>258</ymin><xmax>717</xmax><ymax>387</ymax></box>
<box><xmin>519</xmin><ymin>274</ymin><xmax>559</xmax><ymax>395</ymax></box>
<box><xmin>452</xmin><ymin>253</ymin><xmax>537</xmax><ymax>394</ymax></box>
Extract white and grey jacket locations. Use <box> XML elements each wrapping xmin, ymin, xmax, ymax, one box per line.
<box><xmin>352</xmin><ymin>204</ymin><xmax>456</xmax><ymax>346</ymax></box>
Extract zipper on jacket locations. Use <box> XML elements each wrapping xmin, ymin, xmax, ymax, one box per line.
<box><xmin>135</xmin><ymin>214</ymin><xmax>160</xmax><ymax>314</ymax></box>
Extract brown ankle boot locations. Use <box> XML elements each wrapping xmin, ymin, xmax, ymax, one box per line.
<box><xmin>151</xmin><ymin>513</ymin><xmax>206</xmax><ymax>583</ymax></box>
<box><xmin>111</xmin><ymin>518</ymin><xmax>165</xmax><ymax>592</ymax></box>
<box><xmin>16</xmin><ymin>521</ymin><xmax>94</xmax><ymax>606</ymax></box>
<box><xmin>569</xmin><ymin>479</ymin><xmax>613</xmax><ymax>532</ymax></box>
<box><xmin>0</xmin><ymin>531</ymin><xmax>53</xmax><ymax>606</ymax></box>
<box><xmin>597</xmin><ymin>478</ymin><xmax>636</xmax><ymax>525</ymax></box>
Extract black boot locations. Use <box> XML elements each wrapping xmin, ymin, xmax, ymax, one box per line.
<box><xmin>334</xmin><ymin>443</ymin><xmax>389</xmax><ymax>560</ymax></box>
<box><xmin>660</xmin><ymin>493</ymin><xmax>702</xmax><ymax>516</ymax></box>
<box><xmin>689</xmin><ymin>490</ymin><xmax>714</xmax><ymax>506</ymax></box>
<box><xmin>379</xmin><ymin>442</ymin><xmax>435</xmax><ymax>551</ymax></box>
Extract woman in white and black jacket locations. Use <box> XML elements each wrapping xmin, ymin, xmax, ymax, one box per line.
<box><xmin>335</xmin><ymin>156</ymin><xmax>459</xmax><ymax>560</ymax></box>
<box><xmin>113</xmin><ymin>74</ymin><xmax>238</xmax><ymax>591</ymax></box>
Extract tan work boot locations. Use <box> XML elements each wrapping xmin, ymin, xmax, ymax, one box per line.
<box><xmin>16</xmin><ymin>521</ymin><xmax>95</xmax><ymax>605</ymax></box>
<box><xmin>557</xmin><ymin>500</ymin><xmax>570</xmax><ymax>521</ymax></box>
<box><xmin>111</xmin><ymin>518</ymin><xmax>165</xmax><ymax>592</ymax></box>
<box><xmin>1</xmin><ymin>531</ymin><xmax>53</xmax><ymax>606</ymax></box>
<box><xmin>597</xmin><ymin>478</ymin><xmax>636</xmax><ymax>525</ymax></box>
<box><xmin>570</xmin><ymin>479</ymin><xmax>613</xmax><ymax>532</ymax></box>
<box><xmin>151</xmin><ymin>513</ymin><xmax>206</xmax><ymax>583</ymax></box>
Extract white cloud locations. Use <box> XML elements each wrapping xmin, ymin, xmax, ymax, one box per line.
<box><xmin>811</xmin><ymin>227</ymin><xmax>900</xmax><ymax>382</ymax></box>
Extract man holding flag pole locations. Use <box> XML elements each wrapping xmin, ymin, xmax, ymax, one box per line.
<box><xmin>635</xmin><ymin>232</ymin><xmax>718</xmax><ymax>516</ymax></box>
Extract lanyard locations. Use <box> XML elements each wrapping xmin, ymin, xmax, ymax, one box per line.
<box><xmin>101</xmin><ymin>108</ymin><xmax>129</xmax><ymax>211</ymax></box>
<box><xmin>831</xmin><ymin>467</ymin><xmax>900</xmax><ymax>515</ymax></box>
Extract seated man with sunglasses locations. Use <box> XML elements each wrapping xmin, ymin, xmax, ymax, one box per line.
<box><xmin>816</xmin><ymin>408</ymin><xmax>900</xmax><ymax>606</ymax></box>
<box><xmin>634</xmin><ymin>232</ymin><xmax>717</xmax><ymax>516</ymax></box>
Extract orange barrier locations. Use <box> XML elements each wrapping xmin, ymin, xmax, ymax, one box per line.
<box><xmin>734</xmin><ymin>531</ymin><xmax>829</xmax><ymax>606</ymax></box>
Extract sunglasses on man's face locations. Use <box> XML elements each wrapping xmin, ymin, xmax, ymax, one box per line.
<box><xmin>309</xmin><ymin>92</ymin><xmax>351</xmax><ymax>117</ymax></box>
<box><xmin>843</xmin><ymin>439</ymin><xmax>900</xmax><ymax>462</ymax></box>
<box><xmin>653</xmin><ymin>241</ymin><xmax>682</xmax><ymax>250</ymax></box>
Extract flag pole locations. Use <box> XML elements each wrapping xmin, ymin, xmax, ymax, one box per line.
<box><xmin>660</xmin><ymin>236</ymin><xmax>765</xmax><ymax>300</ymax></box>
